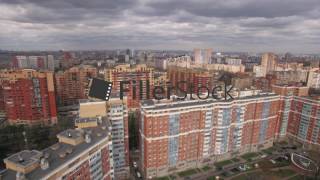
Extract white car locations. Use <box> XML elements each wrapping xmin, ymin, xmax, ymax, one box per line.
<box><xmin>133</xmin><ymin>161</ymin><xmax>138</xmax><ymax>168</ymax></box>
<box><xmin>270</xmin><ymin>159</ymin><xmax>277</xmax><ymax>164</ymax></box>
<box><xmin>238</xmin><ymin>164</ymin><xmax>251</xmax><ymax>171</ymax></box>
<box><xmin>260</xmin><ymin>154</ymin><xmax>267</xmax><ymax>158</ymax></box>
<box><xmin>136</xmin><ymin>172</ymin><xmax>141</xmax><ymax>178</ymax></box>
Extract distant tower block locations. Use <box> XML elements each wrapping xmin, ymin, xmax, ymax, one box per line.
<box><xmin>194</xmin><ymin>48</ymin><xmax>213</xmax><ymax>64</ymax></box>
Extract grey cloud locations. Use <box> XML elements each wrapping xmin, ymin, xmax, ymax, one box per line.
<box><xmin>0</xmin><ymin>0</ymin><xmax>137</xmax><ymax>9</ymax></box>
<box><xmin>138</xmin><ymin>0</ymin><xmax>320</xmax><ymax>18</ymax></box>
<box><xmin>0</xmin><ymin>0</ymin><xmax>319</xmax><ymax>53</ymax></box>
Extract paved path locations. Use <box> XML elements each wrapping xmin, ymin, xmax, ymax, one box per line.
<box><xmin>173</xmin><ymin>153</ymin><xmax>286</xmax><ymax>180</ymax></box>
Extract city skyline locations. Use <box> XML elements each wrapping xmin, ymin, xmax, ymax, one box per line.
<box><xmin>0</xmin><ymin>0</ymin><xmax>319</xmax><ymax>53</ymax></box>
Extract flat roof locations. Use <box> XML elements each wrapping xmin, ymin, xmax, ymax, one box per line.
<box><xmin>1</xmin><ymin>117</ymin><xmax>111</xmax><ymax>180</ymax></box>
<box><xmin>4</xmin><ymin>150</ymin><xmax>42</xmax><ymax>168</ymax></box>
<box><xmin>141</xmin><ymin>93</ymin><xmax>280</xmax><ymax>111</ymax></box>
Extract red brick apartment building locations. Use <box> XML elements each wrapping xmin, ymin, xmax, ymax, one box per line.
<box><xmin>285</xmin><ymin>96</ymin><xmax>320</xmax><ymax>147</ymax></box>
<box><xmin>139</xmin><ymin>94</ymin><xmax>282</xmax><ymax>178</ymax></box>
<box><xmin>167</xmin><ymin>67</ymin><xmax>213</xmax><ymax>94</ymax></box>
<box><xmin>104</xmin><ymin>64</ymin><xmax>154</xmax><ymax>109</ymax></box>
<box><xmin>274</xmin><ymin>85</ymin><xmax>320</xmax><ymax>149</ymax></box>
<box><xmin>0</xmin><ymin>69</ymin><xmax>57</xmax><ymax>125</ymax></box>
<box><xmin>55</xmin><ymin>65</ymin><xmax>97</xmax><ymax>105</ymax></box>
<box><xmin>138</xmin><ymin>81</ymin><xmax>320</xmax><ymax>178</ymax></box>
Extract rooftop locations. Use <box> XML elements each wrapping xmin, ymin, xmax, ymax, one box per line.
<box><xmin>4</xmin><ymin>150</ymin><xmax>43</xmax><ymax>171</ymax></box>
<box><xmin>1</xmin><ymin>117</ymin><xmax>111</xmax><ymax>180</ymax></box>
<box><xmin>141</xmin><ymin>93</ymin><xmax>279</xmax><ymax>111</ymax></box>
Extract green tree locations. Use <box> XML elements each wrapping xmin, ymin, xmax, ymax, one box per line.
<box><xmin>129</xmin><ymin>112</ymin><xmax>139</xmax><ymax>150</ymax></box>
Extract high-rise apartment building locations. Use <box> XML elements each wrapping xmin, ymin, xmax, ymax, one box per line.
<box><xmin>261</xmin><ymin>53</ymin><xmax>278</xmax><ymax>76</ymax></box>
<box><xmin>104</xmin><ymin>64</ymin><xmax>154</xmax><ymax>109</ymax></box>
<box><xmin>253</xmin><ymin>74</ymin><xmax>277</xmax><ymax>91</ymax></box>
<box><xmin>271</xmin><ymin>70</ymin><xmax>309</xmax><ymax>85</ymax></box>
<box><xmin>61</xmin><ymin>51</ymin><xmax>77</xmax><ymax>69</ymax></box>
<box><xmin>55</xmin><ymin>65</ymin><xmax>97</xmax><ymax>105</ymax></box>
<box><xmin>165</xmin><ymin>55</ymin><xmax>192</xmax><ymax>69</ymax></box>
<box><xmin>105</xmin><ymin>97</ymin><xmax>130</xmax><ymax>179</ymax></box>
<box><xmin>139</xmin><ymin>94</ymin><xmax>281</xmax><ymax>178</ymax></box>
<box><xmin>307</xmin><ymin>69</ymin><xmax>320</xmax><ymax>89</ymax></box>
<box><xmin>225</xmin><ymin>58</ymin><xmax>242</xmax><ymax>65</ymax></box>
<box><xmin>167</xmin><ymin>67</ymin><xmax>212</xmax><ymax>94</ymax></box>
<box><xmin>78</xmin><ymin>96</ymin><xmax>130</xmax><ymax>179</ymax></box>
<box><xmin>0</xmin><ymin>69</ymin><xmax>57</xmax><ymax>125</ymax></box>
<box><xmin>272</xmin><ymin>84</ymin><xmax>309</xmax><ymax>97</ymax></box>
<box><xmin>2</xmin><ymin>118</ymin><xmax>114</xmax><ymax>180</ymax></box>
<box><xmin>285</xmin><ymin>96</ymin><xmax>320</xmax><ymax>147</ymax></box>
<box><xmin>270</xmin><ymin>84</ymin><xmax>320</xmax><ymax>146</ymax></box>
<box><xmin>12</xmin><ymin>55</ymin><xmax>55</xmax><ymax>71</ymax></box>
<box><xmin>1</xmin><ymin>94</ymin><xmax>131</xmax><ymax>180</ymax></box>
<box><xmin>194</xmin><ymin>48</ymin><xmax>212</xmax><ymax>64</ymax></box>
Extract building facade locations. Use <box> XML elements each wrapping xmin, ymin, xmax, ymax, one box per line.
<box><xmin>307</xmin><ymin>69</ymin><xmax>320</xmax><ymax>89</ymax></box>
<box><xmin>0</xmin><ymin>69</ymin><xmax>57</xmax><ymax>125</ymax></box>
<box><xmin>55</xmin><ymin>65</ymin><xmax>97</xmax><ymax>106</ymax></box>
<box><xmin>206</xmin><ymin>64</ymin><xmax>245</xmax><ymax>73</ymax></box>
<box><xmin>104</xmin><ymin>64</ymin><xmax>154</xmax><ymax>109</ymax></box>
<box><xmin>194</xmin><ymin>48</ymin><xmax>212</xmax><ymax>64</ymax></box>
<box><xmin>78</xmin><ymin>97</ymin><xmax>130</xmax><ymax>179</ymax></box>
<box><xmin>261</xmin><ymin>53</ymin><xmax>278</xmax><ymax>76</ymax></box>
<box><xmin>225</xmin><ymin>58</ymin><xmax>242</xmax><ymax>65</ymax></box>
<box><xmin>254</xmin><ymin>53</ymin><xmax>278</xmax><ymax>77</ymax></box>
<box><xmin>139</xmin><ymin>94</ymin><xmax>281</xmax><ymax>178</ymax></box>
<box><xmin>12</xmin><ymin>55</ymin><xmax>55</xmax><ymax>71</ymax></box>
<box><xmin>286</xmin><ymin>96</ymin><xmax>320</xmax><ymax>148</ymax></box>
<box><xmin>2</xmin><ymin>120</ymin><xmax>114</xmax><ymax>180</ymax></box>
<box><xmin>167</xmin><ymin>67</ymin><xmax>213</xmax><ymax>94</ymax></box>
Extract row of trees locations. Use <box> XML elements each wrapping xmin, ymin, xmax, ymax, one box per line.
<box><xmin>129</xmin><ymin>112</ymin><xmax>139</xmax><ymax>150</ymax></box>
<box><xmin>0</xmin><ymin>115</ymin><xmax>74</xmax><ymax>169</ymax></box>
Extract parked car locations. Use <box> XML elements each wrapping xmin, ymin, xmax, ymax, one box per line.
<box><xmin>238</xmin><ymin>164</ymin><xmax>251</xmax><ymax>171</ymax></box>
<box><xmin>260</xmin><ymin>154</ymin><xmax>267</xmax><ymax>158</ymax></box>
<box><xmin>136</xmin><ymin>172</ymin><xmax>142</xmax><ymax>178</ymax></box>
<box><xmin>133</xmin><ymin>161</ymin><xmax>138</xmax><ymax>168</ymax></box>
<box><xmin>270</xmin><ymin>159</ymin><xmax>277</xmax><ymax>164</ymax></box>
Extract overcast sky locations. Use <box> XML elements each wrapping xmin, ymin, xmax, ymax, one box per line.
<box><xmin>0</xmin><ymin>0</ymin><xmax>319</xmax><ymax>53</ymax></box>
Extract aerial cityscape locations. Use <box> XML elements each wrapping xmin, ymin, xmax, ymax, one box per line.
<box><xmin>0</xmin><ymin>0</ymin><xmax>320</xmax><ymax>180</ymax></box>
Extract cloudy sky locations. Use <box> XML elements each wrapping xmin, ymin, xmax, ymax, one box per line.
<box><xmin>0</xmin><ymin>0</ymin><xmax>319</xmax><ymax>53</ymax></box>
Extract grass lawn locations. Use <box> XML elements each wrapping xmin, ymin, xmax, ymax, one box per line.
<box><xmin>279</xmin><ymin>141</ymin><xmax>288</xmax><ymax>145</ymax></box>
<box><xmin>259</xmin><ymin>159</ymin><xmax>279</xmax><ymax>169</ymax></box>
<box><xmin>288</xmin><ymin>174</ymin><xmax>314</xmax><ymax>180</ymax></box>
<box><xmin>214</xmin><ymin>160</ymin><xmax>233</xmax><ymax>168</ymax></box>
<box><xmin>241</xmin><ymin>152</ymin><xmax>259</xmax><ymax>161</ymax></box>
<box><xmin>232</xmin><ymin>169</ymin><xmax>296</xmax><ymax>180</ymax></box>
<box><xmin>202</xmin><ymin>165</ymin><xmax>211</xmax><ymax>171</ymax></box>
<box><xmin>157</xmin><ymin>176</ymin><xmax>170</xmax><ymax>180</ymax></box>
<box><xmin>231</xmin><ymin>174</ymin><xmax>248</xmax><ymax>180</ymax></box>
<box><xmin>270</xmin><ymin>169</ymin><xmax>296</xmax><ymax>178</ymax></box>
<box><xmin>231</xmin><ymin>158</ymin><xmax>240</xmax><ymax>162</ymax></box>
<box><xmin>177</xmin><ymin>169</ymin><xmax>198</xmax><ymax>177</ymax></box>
<box><xmin>262</xmin><ymin>147</ymin><xmax>275</xmax><ymax>155</ymax></box>
<box><xmin>231</xmin><ymin>172</ymin><xmax>261</xmax><ymax>180</ymax></box>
